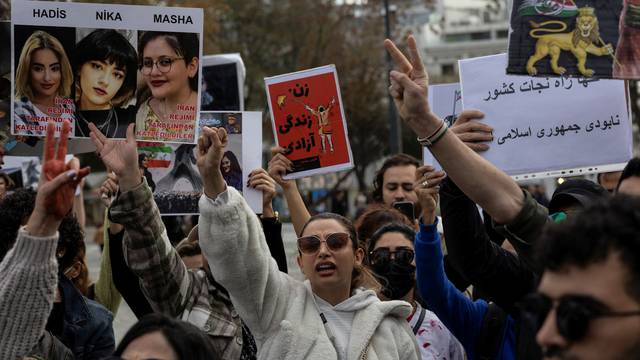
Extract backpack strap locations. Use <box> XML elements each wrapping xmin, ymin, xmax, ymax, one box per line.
<box><xmin>476</xmin><ymin>302</ymin><xmax>507</xmax><ymax>360</ymax></box>
<box><xmin>412</xmin><ymin>305</ymin><xmax>427</xmax><ymax>335</ymax></box>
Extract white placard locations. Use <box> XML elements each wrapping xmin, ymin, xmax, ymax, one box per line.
<box><xmin>11</xmin><ymin>0</ymin><xmax>203</xmax><ymax>143</ymax></box>
<box><xmin>459</xmin><ymin>53</ymin><xmax>632</xmax><ymax>179</ymax></box>
<box><xmin>423</xmin><ymin>83</ymin><xmax>461</xmax><ymax>169</ymax></box>
<box><xmin>141</xmin><ymin>111</ymin><xmax>262</xmax><ymax>215</ymax></box>
<box><xmin>11</xmin><ymin>1</ymin><xmax>202</xmax><ymax>32</ymax></box>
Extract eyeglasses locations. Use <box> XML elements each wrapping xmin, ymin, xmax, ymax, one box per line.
<box><xmin>369</xmin><ymin>247</ymin><xmax>415</xmax><ymax>266</ymax></box>
<box><xmin>521</xmin><ymin>293</ymin><xmax>640</xmax><ymax>342</ymax></box>
<box><xmin>297</xmin><ymin>232</ymin><xmax>350</xmax><ymax>255</ymax></box>
<box><xmin>140</xmin><ymin>57</ymin><xmax>184</xmax><ymax>75</ymax></box>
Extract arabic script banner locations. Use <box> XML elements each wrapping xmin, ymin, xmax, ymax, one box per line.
<box><xmin>460</xmin><ymin>53</ymin><xmax>632</xmax><ymax>177</ymax></box>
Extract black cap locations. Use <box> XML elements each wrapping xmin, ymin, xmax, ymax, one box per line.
<box><xmin>548</xmin><ymin>179</ymin><xmax>608</xmax><ymax>214</ymax></box>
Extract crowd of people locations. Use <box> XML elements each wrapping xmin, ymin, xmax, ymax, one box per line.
<box><xmin>0</xmin><ymin>34</ymin><xmax>639</xmax><ymax>360</ymax></box>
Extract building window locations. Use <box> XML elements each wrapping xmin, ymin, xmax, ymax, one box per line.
<box><xmin>497</xmin><ymin>29</ymin><xmax>509</xmax><ymax>38</ymax></box>
<box><xmin>470</xmin><ymin>31</ymin><xmax>491</xmax><ymax>40</ymax></box>
<box><xmin>442</xmin><ymin>64</ymin><xmax>454</xmax><ymax>76</ymax></box>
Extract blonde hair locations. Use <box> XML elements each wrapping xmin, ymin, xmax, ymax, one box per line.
<box><xmin>15</xmin><ymin>31</ymin><xmax>73</xmax><ymax>100</ymax></box>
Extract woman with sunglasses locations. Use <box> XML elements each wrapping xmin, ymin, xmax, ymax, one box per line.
<box><xmin>135</xmin><ymin>31</ymin><xmax>199</xmax><ymax>143</ymax></box>
<box><xmin>368</xmin><ymin>223</ymin><xmax>465</xmax><ymax>360</ymax></box>
<box><xmin>414</xmin><ymin>172</ymin><xmax>517</xmax><ymax>360</ymax></box>
<box><xmin>196</xmin><ymin>127</ymin><xmax>420</xmax><ymax>359</ymax></box>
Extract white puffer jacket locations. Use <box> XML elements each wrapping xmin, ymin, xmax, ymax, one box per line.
<box><xmin>198</xmin><ymin>187</ymin><xmax>420</xmax><ymax>360</ymax></box>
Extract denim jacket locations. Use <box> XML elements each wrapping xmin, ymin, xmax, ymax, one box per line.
<box><xmin>58</xmin><ymin>275</ymin><xmax>115</xmax><ymax>359</ymax></box>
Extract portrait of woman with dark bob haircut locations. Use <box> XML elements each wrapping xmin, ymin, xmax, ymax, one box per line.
<box><xmin>14</xmin><ymin>30</ymin><xmax>75</xmax><ymax>135</ymax></box>
<box><xmin>135</xmin><ymin>31</ymin><xmax>199</xmax><ymax>142</ymax></box>
<box><xmin>109</xmin><ymin>313</ymin><xmax>219</xmax><ymax>360</ymax></box>
<box><xmin>73</xmin><ymin>29</ymin><xmax>138</xmax><ymax>138</ymax></box>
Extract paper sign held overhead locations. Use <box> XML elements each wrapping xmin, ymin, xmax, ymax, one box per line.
<box><xmin>11</xmin><ymin>0</ymin><xmax>203</xmax><ymax>143</ymax></box>
<box><xmin>265</xmin><ymin>65</ymin><xmax>353</xmax><ymax>179</ymax></box>
<box><xmin>459</xmin><ymin>53</ymin><xmax>632</xmax><ymax>178</ymax></box>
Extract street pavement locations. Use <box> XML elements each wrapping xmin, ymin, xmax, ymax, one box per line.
<box><xmin>85</xmin><ymin>222</ymin><xmax>301</xmax><ymax>342</ymax></box>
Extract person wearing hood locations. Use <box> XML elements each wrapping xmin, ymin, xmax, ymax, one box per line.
<box><xmin>196</xmin><ymin>125</ymin><xmax>420</xmax><ymax>360</ymax></box>
<box><xmin>367</xmin><ymin>222</ymin><xmax>465</xmax><ymax>360</ymax></box>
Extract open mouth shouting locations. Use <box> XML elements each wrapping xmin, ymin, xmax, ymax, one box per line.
<box><xmin>315</xmin><ymin>261</ymin><xmax>337</xmax><ymax>277</ymax></box>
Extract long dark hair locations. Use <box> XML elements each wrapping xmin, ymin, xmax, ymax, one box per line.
<box><xmin>138</xmin><ymin>31</ymin><xmax>199</xmax><ymax>91</ymax></box>
<box><xmin>74</xmin><ymin>29</ymin><xmax>138</xmax><ymax>106</ymax></box>
<box><xmin>300</xmin><ymin>213</ymin><xmax>381</xmax><ymax>293</ymax></box>
<box><xmin>113</xmin><ymin>313</ymin><xmax>219</xmax><ymax>359</ymax></box>
<box><xmin>221</xmin><ymin>150</ymin><xmax>242</xmax><ymax>174</ymax></box>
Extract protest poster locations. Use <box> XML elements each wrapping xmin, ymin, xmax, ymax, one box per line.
<box><xmin>506</xmin><ymin>0</ymin><xmax>640</xmax><ymax>80</ymax></box>
<box><xmin>265</xmin><ymin>65</ymin><xmax>353</xmax><ymax>179</ymax></box>
<box><xmin>11</xmin><ymin>0</ymin><xmax>203</xmax><ymax>143</ymax></box>
<box><xmin>423</xmin><ymin>83</ymin><xmax>461</xmax><ymax>168</ymax></box>
<box><xmin>461</xmin><ymin>53</ymin><xmax>632</xmax><ymax>179</ymax></box>
<box><xmin>141</xmin><ymin>111</ymin><xmax>262</xmax><ymax>215</ymax></box>
<box><xmin>201</xmin><ymin>53</ymin><xmax>245</xmax><ymax>111</ymax></box>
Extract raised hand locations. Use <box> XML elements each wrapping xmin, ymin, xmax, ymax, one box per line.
<box><xmin>247</xmin><ymin>168</ymin><xmax>277</xmax><ymax>217</ymax></box>
<box><xmin>197</xmin><ymin>126</ymin><xmax>228</xmax><ymax>199</ymax></box>
<box><xmin>27</xmin><ymin>120</ymin><xmax>90</xmax><ymax>236</ymax></box>
<box><xmin>99</xmin><ymin>172</ymin><xmax>119</xmax><ymax>207</ymax></box>
<box><xmin>89</xmin><ymin>123</ymin><xmax>139</xmax><ymax>192</ymax></box>
<box><xmin>414</xmin><ymin>166</ymin><xmax>446</xmax><ymax>224</ymax></box>
<box><xmin>450</xmin><ymin>110</ymin><xmax>494</xmax><ymax>152</ymax></box>
<box><xmin>267</xmin><ymin>147</ymin><xmax>294</xmax><ymax>189</ymax></box>
<box><xmin>384</xmin><ymin>35</ymin><xmax>440</xmax><ymax>138</ymax></box>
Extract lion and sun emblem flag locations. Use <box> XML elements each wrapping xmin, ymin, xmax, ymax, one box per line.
<box><xmin>507</xmin><ymin>0</ymin><xmax>640</xmax><ymax>80</ymax></box>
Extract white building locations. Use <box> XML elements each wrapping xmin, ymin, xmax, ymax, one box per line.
<box><xmin>416</xmin><ymin>0</ymin><xmax>512</xmax><ymax>78</ymax></box>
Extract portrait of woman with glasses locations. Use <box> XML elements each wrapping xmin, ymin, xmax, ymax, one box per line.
<box><xmin>14</xmin><ymin>30</ymin><xmax>75</xmax><ymax>136</ymax></box>
<box><xmin>198</xmin><ymin>125</ymin><xmax>421</xmax><ymax>359</ymax></box>
<box><xmin>367</xmin><ymin>222</ymin><xmax>465</xmax><ymax>360</ymax></box>
<box><xmin>135</xmin><ymin>31</ymin><xmax>199</xmax><ymax>143</ymax></box>
<box><xmin>73</xmin><ymin>29</ymin><xmax>138</xmax><ymax>138</ymax></box>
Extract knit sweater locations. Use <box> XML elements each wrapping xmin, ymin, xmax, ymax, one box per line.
<box><xmin>0</xmin><ymin>227</ymin><xmax>59</xmax><ymax>360</ymax></box>
<box><xmin>199</xmin><ymin>187</ymin><xmax>421</xmax><ymax>360</ymax></box>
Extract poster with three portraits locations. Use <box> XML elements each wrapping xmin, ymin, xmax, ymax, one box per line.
<box><xmin>11</xmin><ymin>0</ymin><xmax>203</xmax><ymax>143</ymax></box>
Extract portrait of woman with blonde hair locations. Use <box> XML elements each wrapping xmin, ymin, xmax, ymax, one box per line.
<box><xmin>14</xmin><ymin>30</ymin><xmax>75</xmax><ymax>135</ymax></box>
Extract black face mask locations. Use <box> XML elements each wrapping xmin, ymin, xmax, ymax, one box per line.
<box><xmin>371</xmin><ymin>261</ymin><xmax>416</xmax><ymax>300</ymax></box>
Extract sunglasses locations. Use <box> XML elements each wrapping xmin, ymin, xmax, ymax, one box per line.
<box><xmin>297</xmin><ymin>232</ymin><xmax>351</xmax><ymax>255</ymax></box>
<box><xmin>369</xmin><ymin>247</ymin><xmax>415</xmax><ymax>266</ymax></box>
<box><xmin>521</xmin><ymin>293</ymin><xmax>640</xmax><ymax>342</ymax></box>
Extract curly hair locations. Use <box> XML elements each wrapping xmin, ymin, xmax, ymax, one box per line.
<box><xmin>371</xmin><ymin>153</ymin><xmax>419</xmax><ymax>203</ymax></box>
<box><xmin>0</xmin><ymin>188</ymin><xmax>84</xmax><ymax>271</ymax></box>
<box><xmin>537</xmin><ymin>195</ymin><xmax>640</xmax><ymax>301</ymax></box>
<box><xmin>0</xmin><ymin>188</ymin><xmax>36</xmax><ymax>261</ymax></box>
